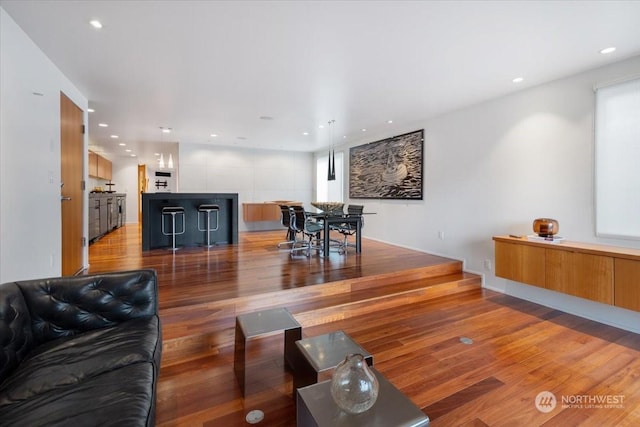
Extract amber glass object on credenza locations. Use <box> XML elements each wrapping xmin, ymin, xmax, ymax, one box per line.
<box><xmin>533</xmin><ymin>218</ymin><xmax>559</xmax><ymax>237</ymax></box>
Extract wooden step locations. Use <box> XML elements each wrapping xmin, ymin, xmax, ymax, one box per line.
<box><xmin>160</xmin><ymin>262</ymin><xmax>481</xmax><ymax>367</ymax></box>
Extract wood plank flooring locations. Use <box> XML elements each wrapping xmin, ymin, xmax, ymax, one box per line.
<box><xmin>88</xmin><ymin>225</ymin><xmax>640</xmax><ymax>426</ymax></box>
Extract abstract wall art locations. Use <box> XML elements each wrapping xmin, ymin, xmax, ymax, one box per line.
<box><xmin>349</xmin><ymin>129</ymin><xmax>424</xmax><ymax>200</ymax></box>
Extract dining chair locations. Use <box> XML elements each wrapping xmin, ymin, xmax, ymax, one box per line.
<box><xmin>277</xmin><ymin>205</ymin><xmax>296</xmax><ymax>248</ymax></box>
<box><xmin>332</xmin><ymin>204</ymin><xmax>364</xmax><ymax>253</ymax></box>
<box><xmin>289</xmin><ymin>206</ymin><xmax>323</xmax><ymax>257</ymax></box>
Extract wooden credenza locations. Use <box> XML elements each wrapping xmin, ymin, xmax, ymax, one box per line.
<box><xmin>242</xmin><ymin>201</ymin><xmax>301</xmax><ymax>222</ymax></box>
<box><xmin>493</xmin><ymin>236</ymin><xmax>640</xmax><ymax>311</ymax></box>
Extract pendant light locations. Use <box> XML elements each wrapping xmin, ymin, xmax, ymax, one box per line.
<box><xmin>327</xmin><ymin>119</ymin><xmax>336</xmax><ymax>181</ymax></box>
<box><xmin>158</xmin><ymin>126</ymin><xmax>174</xmax><ymax>169</ymax></box>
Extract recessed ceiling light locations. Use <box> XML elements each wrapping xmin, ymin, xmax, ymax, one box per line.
<box><xmin>387</xmin><ymin>120</ymin><xmax>393</xmax><ymax>124</ymax></box>
<box><xmin>319</xmin><ymin>125</ymin><xmax>324</xmax><ymax>129</ymax></box>
<box><xmin>512</xmin><ymin>77</ymin><xmax>524</xmax><ymax>83</ymax></box>
<box><xmin>87</xmin><ymin>108</ymin><xmax>95</xmax><ymax>113</ymax></box>
<box><xmin>361</xmin><ymin>128</ymin><xmax>367</xmax><ymax>132</ymax></box>
<box><xmin>89</xmin><ymin>20</ymin><xmax>102</xmax><ymax>29</ymax></box>
<box><xmin>210</xmin><ymin>134</ymin><xmax>218</xmax><ymax>137</ymax></box>
<box><xmin>119</xmin><ymin>143</ymin><xmax>126</xmax><ymax>146</ymax></box>
<box><xmin>161</xmin><ymin>127</ymin><xmax>172</xmax><ymax>133</ymax></box>
<box><xmin>600</xmin><ymin>47</ymin><xmax>616</xmax><ymax>54</ymax></box>
<box><xmin>130</xmin><ymin>154</ymin><xmax>136</xmax><ymax>157</ymax></box>
<box><xmin>303</xmin><ymin>132</ymin><xmax>309</xmax><ymax>136</ymax></box>
<box><xmin>110</xmin><ymin>135</ymin><xmax>118</xmax><ymax>139</ymax></box>
<box><xmin>154</xmin><ymin>153</ymin><xmax>160</xmax><ymax>156</ymax></box>
<box><xmin>237</xmin><ymin>136</ymin><xmax>247</xmax><ymax>140</ymax></box>
<box><xmin>125</xmin><ymin>149</ymin><xmax>132</xmax><ymax>152</ymax></box>
<box><xmin>98</xmin><ymin>123</ymin><xmax>108</xmax><ymax>127</ymax></box>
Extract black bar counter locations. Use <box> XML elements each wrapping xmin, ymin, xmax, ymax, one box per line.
<box><xmin>142</xmin><ymin>193</ymin><xmax>239</xmax><ymax>250</ymax></box>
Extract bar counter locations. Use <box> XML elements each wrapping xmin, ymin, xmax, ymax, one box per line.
<box><xmin>142</xmin><ymin>192</ymin><xmax>238</xmax><ymax>250</ymax></box>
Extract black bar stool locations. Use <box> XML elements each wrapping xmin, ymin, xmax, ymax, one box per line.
<box><xmin>197</xmin><ymin>204</ymin><xmax>219</xmax><ymax>248</ymax></box>
<box><xmin>161</xmin><ymin>206</ymin><xmax>185</xmax><ymax>251</ymax></box>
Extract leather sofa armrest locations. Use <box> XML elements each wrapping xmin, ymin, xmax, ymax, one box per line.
<box><xmin>15</xmin><ymin>269</ymin><xmax>159</xmax><ymax>344</ymax></box>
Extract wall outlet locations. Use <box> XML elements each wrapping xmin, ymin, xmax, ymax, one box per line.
<box><xmin>484</xmin><ymin>259</ymin><xmax>492</xmax><ymax>271</ymax></box>
<box><xmin>438</xmin><ymin>231</ymin><xmax>445</xmax><ymax>240</ymax></box>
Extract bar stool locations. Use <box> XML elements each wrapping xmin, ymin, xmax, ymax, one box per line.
<box><xmin>161</xmin><ymin>206</ymin><xmax>185</xmax><ymax>251</ymax></box>
<box><xmin>197</xmin><ymin>204</ymin><xmax>219</xmax><ymax>248</ymax></box>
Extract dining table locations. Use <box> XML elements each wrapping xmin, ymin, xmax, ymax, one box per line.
<box><xmin>310</xmin><ymin>211</ymin><xmax>363</xmax><ymax>257</ymax></box>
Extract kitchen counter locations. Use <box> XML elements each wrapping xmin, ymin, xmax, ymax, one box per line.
<box><xmin>141</xmin><ymin>193</ymin><xmax>238</xmax><ymax>250</ymax></box>
<box><xmin>89</xmin><ymin>193</ymin><xmax>127</xmax><ymax>242</ymax></box>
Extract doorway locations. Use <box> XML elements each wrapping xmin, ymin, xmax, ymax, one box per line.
<box><xmin>138</xmin><ymin>164</ymin><xmax>147</xmax><ymax>224</ymax></box>
<box><xmin>60</xmin><ymin>92</ymin><xmax>84</xmax><ymax>275</ymax></box>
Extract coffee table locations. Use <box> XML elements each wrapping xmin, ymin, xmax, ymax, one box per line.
<box><xmin>234</xmin><ymin>307</ymin><xmax>301</xmax><ymax>396</ymax></box>
<box><xmin>296</xmin><ymin>367</ymin><xmax>430</xmax><ymax>426</ymax></box>
<box><xmin>293</xmin><ymin>330</ymin><xmax>373</xmax><ymax>392</ymax></box>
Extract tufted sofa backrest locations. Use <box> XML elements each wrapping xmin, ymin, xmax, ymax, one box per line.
<box><xmin>14</xmin><ymin>269</ymin><xmax>158</xmax><ymax>345</ymax></box>
<box><xmin>0</xmin><ymin>282</ymin><xmax>35</xmax><ymax>384</ymax></box>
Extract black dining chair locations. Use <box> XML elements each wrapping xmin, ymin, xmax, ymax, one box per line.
<box><xmin>289</xmin><ymin>205</ymin><xmax>323</xmax><ymax>257</ymax></box>
<box><xmin>332</xmin><ymin>204</ymin><xmax>364</xmax><ymax>253</ymax></box>
<box><xmin>277</xmin><ymin>205</ymin><xmax>296</xmax><ymax>248</ymax></box>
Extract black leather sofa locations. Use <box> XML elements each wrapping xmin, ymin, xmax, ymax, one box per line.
<box><xmin>0</xmin><ymin>269</ymin><xmax>162</xmax><ymax>427</ymax></box>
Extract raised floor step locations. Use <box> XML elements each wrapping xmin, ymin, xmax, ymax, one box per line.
<box><xmin>161</xmin><ymin>264</ymin><xmax>481</xmax><ymax>367</ymax></box>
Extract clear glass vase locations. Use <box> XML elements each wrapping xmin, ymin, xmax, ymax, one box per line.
<box><xmin>330</xmin><ymin>353</ymin><xmax>379</xmax><ymax>414</ymax></box>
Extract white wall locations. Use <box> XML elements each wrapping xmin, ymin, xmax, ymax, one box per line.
<box><xmin>179</xmin><ymin>144</ymin><xmax>314</xmax><ymax>232</ymax></box>
<box><xmin>111</xmin><ymin>157</ymin><xmax>141</xmax><ymax>224</ymax></box>
<box><xmin>0</xmin><ymin>8</ymin><xmax>88</xmax><ymax>283</ymax></box>
<box><xmin>331</xmin><ymin>55</ymin><xmax>640</xmax><ymax>333</ymax></box>
<box><xmin>146</xmin><ymin>164</ymin><xmax>177</xmax><ymax>194</ymax></box>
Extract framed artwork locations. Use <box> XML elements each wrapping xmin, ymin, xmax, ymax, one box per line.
<box><xmin>349</xmin><ymin>129</ymin><xmax>424</xmax><ymax>200</ymax></box>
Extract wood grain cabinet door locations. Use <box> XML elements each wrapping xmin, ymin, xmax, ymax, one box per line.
<box><xmin>495</xmin><ymin>241</ymin><xmax>545</xmax><ymax>287</ymax></box>
<box><xmin>545</xmin><ymin>249</ymin><xmax>613</xmax><ymax>304</ymax></box>
<box><xmin>614</xmin><ymin>259</ymin><xmax>640</xmax><ymax>311</ymax></box>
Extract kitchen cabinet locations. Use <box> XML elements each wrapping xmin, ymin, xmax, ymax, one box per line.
<box><xmin>116</xmin><ymin>195</ymin><xmax>126</xmax><ymax>227</ymax></box>
<box><xmin>106</xmin><ymin>196</ymin><xmax>116</xmax><ymax>231</ymax></box>
<box><xmin>494</xmin><ymin>236</ymin><xmax>640</xmax><ymax>311</ymax></box>
<box><xmin>89</xmin><ymin>151</ymin><xmax>112</xmax><ymax>180</ymax></box>
<box><xmin>89</xmin><ymin>197</ymin><xmax>100</xmax><ymax>241</ymax></box>
<box><xmin>97</xmin><ymin>156</ymin><xmax>112</xmax><ymax>181</ymax></box>
<box><xmin>89</xmin><ymin>151</ymin><xmax>98</xmax><ymax>177</ymax></box>
<box><xmin>90</xmin><ymin>193</ymin><xmax>126</xmax><ymax>243</ymax></box>
<box><xmin>99</xmin><ymin>196</ymin><xmax>109</xmax><ymax>236</ymax></box>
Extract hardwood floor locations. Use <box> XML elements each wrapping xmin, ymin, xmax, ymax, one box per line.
<box><xmin>89</xmin><ymin>225</ymin><xmax>640</xmax><ymax>426</ymax></box>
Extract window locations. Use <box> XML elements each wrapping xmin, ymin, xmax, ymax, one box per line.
<box><xmin>316</xmin><ymin>151</ymin><xmax>344</xmax><ymax>202</ymax></box>
<box><xmin>595</xmin><ymin>76</ymin><xmax>640</xmax><ymax>239</ymax></box>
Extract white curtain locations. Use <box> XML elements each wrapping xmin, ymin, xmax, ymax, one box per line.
<box><xmin>595</xmin><ymin>76</ymin><xmax>640</xmax><ymax>239</ymax></box>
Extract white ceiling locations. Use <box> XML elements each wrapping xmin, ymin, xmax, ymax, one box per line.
<box><xmin>3</xmin><ymin>0</ymin><xmax>640</xmax><ymax>167</ymax></box>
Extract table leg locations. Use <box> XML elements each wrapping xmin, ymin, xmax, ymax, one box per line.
<box><xmin>323</xmin><ymin>218</ymin><xmax>330</xmax><ymax>257</ymax></box>
<box><xmin>284</xmin><ymin>326</ymin><xmax>302</xmax><ymax>371</ymax></box>
<box><xmin>233</xmin><ymin>320</ymin><xmax>247</xmax><ymax>396</ymax></box>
